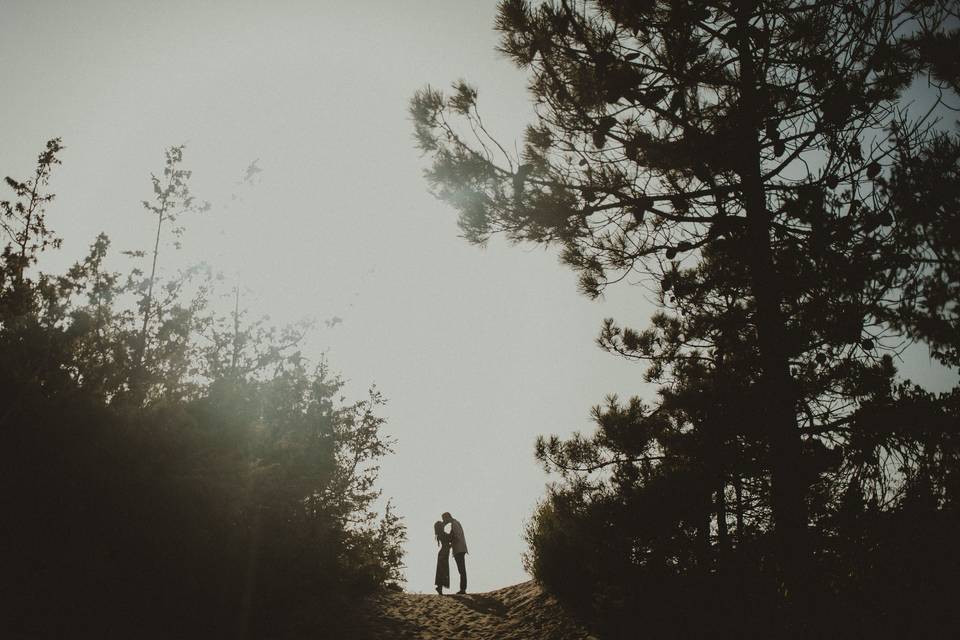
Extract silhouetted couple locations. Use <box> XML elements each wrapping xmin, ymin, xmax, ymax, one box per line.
<box><xmin>434</xmin><ymin>512</ymin><xmax>467</xmax><ymax>595</ymax></box>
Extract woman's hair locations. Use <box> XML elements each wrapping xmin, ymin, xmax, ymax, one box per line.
<box><xmin>434</xmin><ymin>520</ymin><xmax>445</xmax><ymax>546</ymax></box>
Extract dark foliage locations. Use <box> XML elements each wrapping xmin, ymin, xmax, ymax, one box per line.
<box><xmin>414</xmin><ymin>0</ymin><xmax>960</xmax><ymax>635</ymax></box>
<box><xmin>1</xmin><ymin>143</ymin><xmax>405</xmax><ymax>638</ymax></box>
<box><xmin>525</xmin><ymin>486</ymin><xmax>960</xmax><ymax>637</ymax></box>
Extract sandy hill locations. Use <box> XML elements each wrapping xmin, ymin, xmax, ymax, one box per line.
<box><xmin>351</xmin><ymin>580</ymin><xmax>596</xmax><ymax>639</ymax></box>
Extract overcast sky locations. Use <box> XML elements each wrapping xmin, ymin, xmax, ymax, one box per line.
<box><xmin>4</xmin><ymin>0</ymin><xmax>956</xmax><ymax>594</ymax></box>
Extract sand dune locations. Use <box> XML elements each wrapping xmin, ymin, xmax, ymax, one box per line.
<box><xmin>352</xmin><ymin>580</ymin><xmax>596</xmax><ymax>639</ymax></box>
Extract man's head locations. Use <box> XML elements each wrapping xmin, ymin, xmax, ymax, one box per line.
<box><xmin>442</xmin><ymin>512</ymin><xmax>452</xmax><ymax>523</ymax></box>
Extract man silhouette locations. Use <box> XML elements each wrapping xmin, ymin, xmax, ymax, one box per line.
<box><xmin>442</xmin><ymin>512</ymin><xmax>467</xmax><ymax>594</ymax></box>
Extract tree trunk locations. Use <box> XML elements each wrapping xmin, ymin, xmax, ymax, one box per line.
<box><xmin>129</xmin><ymin>201</ymin><xmax>166</xmax><ymax>405</ymax></box>
<box><xmin>698</xmin><ymin>489</ymin><xmax>712</xmax><ymax>570</ymax></box>
<box><xmin>735</xmin><ymin>474</ymin><xmax>745</xmax><ymax>544</ymax></box>
<box><xmin>716</xmin><ymin>477</ymin><xmax>729</xmax><ymax>566</ymax></box>
<box><xmin>733</xmin><ymin>0</ymin><xmax>809</xmax><ymax>622</ymax></box>
<box><xmin>231</xmin><ymin>285</ymin><xmax>241</xmax><ymax>376</ymax></box>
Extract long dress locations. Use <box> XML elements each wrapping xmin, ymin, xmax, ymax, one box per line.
<box><xmin>435</xmin><ymin>532</ymin><xmax>451</xmax><ymax>589</ymax></box>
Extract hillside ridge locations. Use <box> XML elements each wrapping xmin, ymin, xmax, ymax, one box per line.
<box><xmin>353</xmin><ymin>580</ymin><xmax>596</xmax><ymax>639</ymax></box>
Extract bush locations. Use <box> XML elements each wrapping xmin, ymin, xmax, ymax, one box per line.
<box><xmin>1</xmin><ymin>141</ymin><xmax>405</xmax><ymax>638</ymax></box>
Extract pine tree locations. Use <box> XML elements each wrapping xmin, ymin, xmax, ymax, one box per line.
<box><xmin>412</xmin><ymin>0</ymin><xmax>956</xmax><ymax>612</ymax></box>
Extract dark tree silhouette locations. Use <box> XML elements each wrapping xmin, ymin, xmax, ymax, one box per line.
<box><xmin>412</xmin><ymin>0</ymin><xmax>959</xmax><ymax>631</ymax></box>
<box><xmin>1</xmin><ymin>141</ymin><xmax>406</xmax><ymax>638</ymax></box>
<box><xmin>881</xmin><ymin>129</ymin><xmax>960</xmax><ymax>368</ymax></box>
<box><xmin>125</xmin><ymin>145</ymin><xmax>209</xmax><ymax>405</ymax></box>
<box><xmin>1</xmin><ymin>138</ymin><xmax>63</xmax><ymax>299</ymax></box>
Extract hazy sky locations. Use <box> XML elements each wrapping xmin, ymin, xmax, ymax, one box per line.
<box><xmin>4</xmin><ymin>0</ymin><xmax>956</xmax><ymax>594</ymax></box>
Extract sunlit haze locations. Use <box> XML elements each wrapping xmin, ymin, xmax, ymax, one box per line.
<box><xmin>3</xmin><ymin>0</ymin><xmax>955</xmax><ymax>595</ymax></box>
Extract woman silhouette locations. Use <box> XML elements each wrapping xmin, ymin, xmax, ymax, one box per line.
<box><xmin>434</xmin><ymin>520</ymin><xmax>451</xmax><ymax>595</ymax></box>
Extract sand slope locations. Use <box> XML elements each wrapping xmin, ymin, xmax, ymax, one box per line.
<box><xmin>353</xmin><ymin>580</ymin><xmax>596</xmax><ymax>640</ymax></box>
